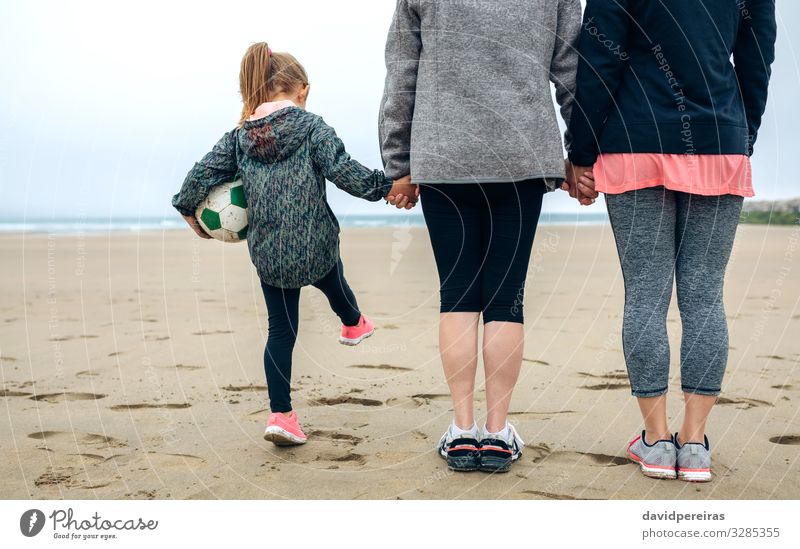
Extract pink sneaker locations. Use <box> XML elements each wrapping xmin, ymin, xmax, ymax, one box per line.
<box><xmin>264</xmin><ymin>411</ymin><xmax>307</xmax><ymax>446</ymax></box>
<box><xmin>338</xmin><ymin>314</ymin><xmax>374</xmax><ymax>346</ymax></box>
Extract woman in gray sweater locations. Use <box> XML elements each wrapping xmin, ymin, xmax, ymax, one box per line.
<box><xmin>379</xmin><ymin>0</ymin><xmax>581</xmax><ymax>472</ymax></box>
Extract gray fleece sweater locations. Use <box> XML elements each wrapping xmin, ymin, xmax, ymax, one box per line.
<box><xmin>379</xmin><ymin>0</ymin><xmax>581</xmax><ymax>189</ymax></box>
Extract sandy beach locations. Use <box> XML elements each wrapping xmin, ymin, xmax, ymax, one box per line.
<box><xmin>1</xmin><ymin>224</ymin><xmax>798</xmax><ymax>500</ymax></box>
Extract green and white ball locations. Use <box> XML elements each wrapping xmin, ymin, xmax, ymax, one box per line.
<box><xmin>195</xmin><ymin>180</ymin><xmax>248</xmax><ymax>242</ymax></box>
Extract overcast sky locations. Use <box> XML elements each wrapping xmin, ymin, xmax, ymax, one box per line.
<box><xmin>1</xmin><ymin>0</ymin><xmax>797</xmax><ymax>219</ymax></box>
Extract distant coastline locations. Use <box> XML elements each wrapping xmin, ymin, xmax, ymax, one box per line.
<box><xmin>0</xmin><ymin>211</ymin><xmax>610</xmax><ymax>235</ymax></box>
<box><xmin>6</xmin><ymin>198</ymin><xmax>796</xmax><ymax>233</ymax></box>
<box><xmin>741</xmin><ymin>198</ymin><xmax>800</xmax><ymax>225</ymax></box>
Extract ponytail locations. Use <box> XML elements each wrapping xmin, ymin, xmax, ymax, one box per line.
<box><xmin>238</xmin><ymin>42</ymin><xmax>309</xmax><ymax>126</ymax></box>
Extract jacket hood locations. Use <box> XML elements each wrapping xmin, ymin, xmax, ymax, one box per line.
<box><xmin>238</xmin><ymin>107</ymin><xmax>314</xmax><ymax>163</ymax></box>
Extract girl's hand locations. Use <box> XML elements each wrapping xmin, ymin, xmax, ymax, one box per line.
<box><xmin>182</xmin><ymin>214</ymin><xmax>212</xmax><ymax>239</ymax></box>
<box><xmin>386</xmin><ymin>176</ymin><xmax>419</xmax><ymax>210</ymax></box>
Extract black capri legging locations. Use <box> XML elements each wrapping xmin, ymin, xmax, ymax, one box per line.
<box><xmin>420</xmin><ymin>180</ymin><xmax>546</xmax><ymax>324</ymax></box>
<box><xmin>261</xmin><ymin>259</ymin><xmax>361</xmax><ymax>412</ymax></box>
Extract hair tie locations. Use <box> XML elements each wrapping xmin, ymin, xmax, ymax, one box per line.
<box><xmin>268</xmin><ymin>47</ymin><xmax>273</xmax><ymax>57</ymax></box>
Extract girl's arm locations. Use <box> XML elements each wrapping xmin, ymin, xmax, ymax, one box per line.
<box><xmin>378</xmin><ymin>0</ymin><xmax>421</xmax><ymax>181</ymax></box>
<box><xmin>566</xmin><ymin>0</ymin><xmax>631</xmax><ymax>167</ymax></box>
<box><xmin>171</xmin><ymin>130</ymin><xmax>239</xmax><ymax>217</ymax></box>
<box><xmin>310</xmin><ymin>119</ymin><xmax>393</xmax><ymax>202</ymax></box>
<box><xmin>733</xmin><ymin>0</ymin><xmax>777</xmax><ymax>156</ymax></box>
<box><xmin>550</xmin><ymin>0</ymin><xmax>582</xmax><ymax>151</ymax></box>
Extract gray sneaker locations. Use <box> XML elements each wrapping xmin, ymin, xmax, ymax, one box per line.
<box><xmin>627</xmin><ymin>431</ymin><xmax>677</xmax><ymax>480</ymax></box>
<box><xmin>675</xmin><ymin>433</ymin><xmax>712</xmax><ymax>482</ymax></box>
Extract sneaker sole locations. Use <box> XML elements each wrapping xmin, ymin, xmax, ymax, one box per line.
<box><xmin>264</xmin><ymin>426</ymin><xmax>307</xmax><ymax>446</ymax></box>
<box><xmin>447</xmin><ymin>457</ymin><xmax>480</xmax><ymax>472</ymax></box>
<box><xmin>438</xmin><ymin>448</ymin><xmax>479</xmax><ymax>472</ymax></box>
<box><xmin>628</xmin><ymin>451</ymin><xmax>677</xmax><ymax>480</ymax></box>
<box><xmin>678</xmin><ymin>469</ymin><xmax>712</xmax><ymax>482</ymax></box>
<box><xmin>338</xmin><ymin>329</ymin><xmax>374</xmax><ymax>346</ymax></box>
<box><xmin>478</xmin><ymin>456</ymin><xmax>512</xmax><ymax>473</ymax></box>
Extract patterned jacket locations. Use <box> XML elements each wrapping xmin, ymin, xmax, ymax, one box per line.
<box><xmin>172</xmin><ymin>107</ymin><xmax>392</xmax><ymax>288</ymax></box>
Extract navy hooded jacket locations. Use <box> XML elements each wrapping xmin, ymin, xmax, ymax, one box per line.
<box><xmin>568</xmin><ymin>0</ymin><xmax>776</xmax><ymax>166</ymax></box>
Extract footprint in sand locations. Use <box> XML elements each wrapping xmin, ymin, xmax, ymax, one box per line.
<box><xmin>68</xmin><ymin>453</ymin><xmax>115</xmax><ymax>462</ymax></box>
<box><xmin>523</xmin><ymin>358</ymin><xmax>550</xmax><ymax>366</ymax></box>
<box><xmin>146</xmin><ymin>451</ymin><xmax>206</xmax><ymax>463</ymax></box>
<box><xmin>308</xmin><ymin>429</ymin><xmax>364</xmax><ymax>445</ymax></box>
<box><xmin>167</xmin><ymin>364</ymin><xmax>204</xmax><ymax>371</ymax></box>
<box><xmin>526</xmin><ymin>442</ymin><xmax>553</xmax><ymax>463</ymax></box>
<box><xmin>313</xmin><ymin>451</ymin><xmax>366</xmax><ymax>466</ymax></box>
<box><xmin>30</xmin><ymin>392</ymin><xmax>107</xmax><ymax>403</ymax></box>
<box><xmin>80</xmin><ymin>481</ymin><xmax>115</xmax><ymax>490</ymax></box>
<box><xmin>28</xmin><ymin>430</ymin><xmax>127</xmax><ymax>449</ymax></box>
<box><xmin>35</xmin><ymin>467</ymin><xmax>77</xmax><ymax>488</ymax></box>
<box><xmin>348</xmin><ymin>364</ymin><xmax>412</xmax><ymax>372</ymax></box>
<box><xmin>310</xmin><ymin>396</ymin><xmax>383</xmax><ymax>407</ymax></box>
<box><xmin>582</xmin><ymin>382</ymin><xmax>630</xmax><ymax>391</ymax></box>
<box><xmin>508</xmin><ymin>410</ymin><xmax>576</xmax><ymax>418</ymax></box>
<box><xmin>526</xmin><ymin>442</ymin><xmax>628</xmax><ymax>467</ymax></box>
<box><xmin>579</xmin><ymin>452</ymin><xmax>629</xmax><ymax>466</ymax></box>
<box><xmin>716</xmin><ymin>396</ymin><xmax>773</xmax><ymax>410</ymax></box>
<box><xmin>769</xmin><ymin>435</ymin><xmax>800</xmax><ymax>445</ymax></box>
<box><xmin>384</xmin><ymin>397</ymin><xmax>417</xmax><ymax>408</ymax></box>
<box><xmin>1</xmin><ymin>389</ymin><xmax>32</xmax><ymax>397</ymax></box>
<box><xmin>109</xmin><ymin>403</ymin><xmax>191</xmax><ymax>411</ymax></box>
<box><xmin>49</xmin><ymin>335</ymin><xmax>99</xmax><ymax>342</ymax></box>
<box><xmin>126</xmin><ymin>490</ymin><xmax>159</xmax><ymax>500</ymax></box>
<box><xmin>580</xmin><ymin>370</ymin><xmax>630</xmax><ymax>390</ymax></box>
<box><xmin>384</xmin><ymin>394</ymin><xmax>450</xmax><ymax>408</ymax></box>
<box><xmin>411</xmin><ymin>393</ymin><xmax>450</xmax><ymax>402</ymax></box>
<box><xmin>579</xmin><ymin>370</ymin><xmax>629</xmax><ymax>380</ymax></box>
<box><xmin>221</xmin><ymin>385</ymin><xmax>267</xmax><ymax>392</ymax></box>
<box><xmin>520</xmin><ymin>490</ymin><xmax>593</xmax><ymax>500</ymax></box>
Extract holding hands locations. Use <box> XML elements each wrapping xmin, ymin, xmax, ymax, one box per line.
<box><xmin>562</xmin><ymin>160</ymin><xmax>598</xmax><ymax>206</ymax></box>
<box><xmin>385</xmin><ymin>175</ymin><xmax>419</xmax><ymax>210</ymax></box>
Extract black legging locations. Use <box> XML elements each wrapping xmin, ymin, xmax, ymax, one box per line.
<box><xmin>260</xmin><ymin>259</ymin><xmax>361</xmax><ymax>412</ymax></box>
<box><xmin>420</xmin><ymin>181</ymin><xmax>545</xmax><ymax>323</ymax></box>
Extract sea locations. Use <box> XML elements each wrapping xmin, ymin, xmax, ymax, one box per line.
<box><xmin>0</xmin><ymin>212</ymin><xmax>609</xmax><ymax>234</ymax></box>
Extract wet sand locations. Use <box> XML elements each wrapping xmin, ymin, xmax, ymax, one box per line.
<box><xmin>1</xmin><ymin>224</ymin><xmax>798</xmax><ymax>499</ymax></box>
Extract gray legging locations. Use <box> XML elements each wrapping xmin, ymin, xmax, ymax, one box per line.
<box><xmin>605</xmin><ymin>187</ymin><xmax>743</xmax><ymax>397</ymax></box>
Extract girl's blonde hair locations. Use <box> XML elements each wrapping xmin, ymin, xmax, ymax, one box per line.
<box><xmin>238</xmin><ymin>42</ymin><xmax>309</xmax><ymax>125</ymax></box>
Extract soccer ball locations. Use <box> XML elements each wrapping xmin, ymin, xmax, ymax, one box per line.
<box><xmin>195</xmin><ymin>180</ymin><xmax>248</xmax><ymax>242</ymax></box>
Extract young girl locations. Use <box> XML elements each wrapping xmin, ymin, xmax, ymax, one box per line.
<box><xmin>172</xmin><ymin>42</ymin><xmax>416</xmax><ymax>446</ymax></box>
<box><xmin>566</xmin><ymin>0</ymin><xmax>776</xmax><ymax>481</ymax></box>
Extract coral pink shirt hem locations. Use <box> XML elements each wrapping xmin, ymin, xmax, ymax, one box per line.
<box><xmin>594</xmin><ymin>153</ymin><xmax>754</xmax><ymax>198</ymax></box>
